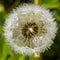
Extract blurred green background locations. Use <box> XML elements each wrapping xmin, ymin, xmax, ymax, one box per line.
<box><xmin>0</xmin><ymin>0</ymin><xmax>60</xmax><ymax>60</ymax></box>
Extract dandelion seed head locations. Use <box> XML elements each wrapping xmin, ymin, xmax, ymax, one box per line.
<box><xmin>4</xmin><ymin>4</ymin><xmax>58</xmax><ymax>56</ymax></box>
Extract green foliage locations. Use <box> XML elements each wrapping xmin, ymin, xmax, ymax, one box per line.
<box><xmin>41</xmin><ymin>0</ymin><xmax>59</xmax><ymax>9</ymax></box>
<box><xmin>53</xmin><ymin>10</ymin><xmax>60</xmax><ymax>22</ymax></box>
<box><xmin>0</xmin><ymin>12</ymin><xmax>5</xmax><ymax>26</ymax></box>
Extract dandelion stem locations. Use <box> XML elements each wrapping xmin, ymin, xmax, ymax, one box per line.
<box><xmin>34</xmin><ymin>0</ymin><xmax>39</xmax><ymax>4</ymax></box>
<box><xmin>30</xmin><ymin>54</ymin><xmax>42</xmax><ymax>60</ymax></box>
<box><xmin>33</xmin><ymin>0</ymin><xmax>42</xmax><ymax>5</ymax></box>
<box><xmin>34</xmin><ymin>54</ymin><xmax>42</xmax><ymax>60</ymax></box>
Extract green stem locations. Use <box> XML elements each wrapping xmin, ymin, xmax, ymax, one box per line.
<box><xmin>30</xmin><ymin>54</ymin><xmax>42</xmax><ymax>60</ymax></box>
<box><xmin>33</xmin><ymin>0</ymin><xmax>42</xmax><ymax>5</ymax></box>
<box><xmin>34</xmin><ymin>0</ymin><xmax>39</xmax><ymax>4</ymax></box>
<box><xmin>34</xmin><ymin>54</ymin><xmax>42</xmax><ymax>60</ymax></box>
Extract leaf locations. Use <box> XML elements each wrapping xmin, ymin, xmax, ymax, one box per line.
<box><xmin>0</xmin><ymin>43</ymin><xmax>10</xmax><ymax>60</ymax></box>
<box><xmin>0</xmin><ymin>34</ymin><xmax>4</xmax><ymax>58</ymax></box>
<box><xmin>41</xmin><ymin>0</ymin><xmax>59</xmax><ymax>9</ymax></box>
<box><xmin>0</xmin><ymin>26</ymin><xmax>4</xmax><ymax>58</ymax></box>
<box><xmin>42</xmin><ymin>0</ymin><xmax>59</xmax><ymax>3</ymax></box>
<box><xmin>43</xmin><ymin>44</ymin><xmax>58</xmax><ymax>57</ymax></box>
<box><xmin>42</xmin><ymin>3</ymin><xmax>59</xmax><ymax>9</ymax></box>
<box><xmin>0</xmin><ymin>25</ymin><xmax>4</xmax><ymax>34</ymax></box>
<box><xmin>0</xmin><ymin>43</ymin><xmax>19</xmax><ymax>60</ymax></box>
<box><xmin>0</xmin><ymin>12</ymin><xmax>5</xmax><ymax>26</ymax></box>
<box><xmin>52</xmin><ymin>10</ymin><xmax>60</xmax><ymax>21</ymax></box>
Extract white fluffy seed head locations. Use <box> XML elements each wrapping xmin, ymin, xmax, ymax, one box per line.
<box><xmin>4</xmin><ymin>4</ymin><xmax>58</xmax><ymax>56</ymax></box>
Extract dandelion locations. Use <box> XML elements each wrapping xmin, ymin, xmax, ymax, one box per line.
<box><xmin>4</xmin><ymin>4</ymin><xmax>58</xmax><ymax>56</ymax></box>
